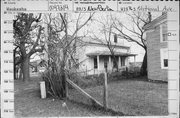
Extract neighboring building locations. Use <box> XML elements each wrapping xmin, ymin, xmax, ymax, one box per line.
<box><xmin>30</xmin><ymin>60</ymin><xmax>46</xmax><ymax>73</ymax></box>
<box><xmin>71</xmin><ymin>36</ymin><xmax>137</xmax><ymax>75</ymax></box>
<box><xmin>143</xmin><ymin>13</ymin><xmax>168</xmax><ymax>81</ymax></box>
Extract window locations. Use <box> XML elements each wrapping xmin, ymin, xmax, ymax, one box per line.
<box><xmin>94</xmin><ymin>57</ymin><xmax>98</xmax><ymax>69</ymax></box>
<box><xmin>121</xmin><ymin>57</ymin><xmax>126</xmax><ymax>66</ymax></box>
<box><xmin>114</xmin><ymin>34</ymin><xmax>117</xmax><ymax>43</ymax></box>
<box><xmin>160</xmin><ymin>23</ymin><xmax>168</xmax><ymax>42</ymax></box>
<box><xmin>160</xmin><ymin>48</ymin><xmax>168</xmax><ymax>69</ymax></box>
<box><xmin>162</xmin><ymin>33</ymin><xmax>167</xmax><ymax>41</ymax></box>
<box><xmin>164</xmin><ymin>59</ymin><xmax>168</xmax><ymax>67</ymax></box>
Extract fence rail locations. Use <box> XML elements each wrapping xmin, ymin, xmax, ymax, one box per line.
<box><xmin>66</xmin><ymin>78</ymin><xmax>103</xmax><ymax>107</ymax></box>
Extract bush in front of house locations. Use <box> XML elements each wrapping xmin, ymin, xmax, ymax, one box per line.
<box><xmin>42</xmin><ymin>66</ymin><xmax>142</xmax><ymax>97</ymax></box>
<box><xmin>68</xmin><ymin>69</ymin><xmax>142</xmax><ymax>89</ymax></box>
<box><xmin>69</xmin><ymin>72</ymin><xmax>128</xmax><ymax>89</ymax></box>
<box><xmin>42</xmin><ymin>70</ymin><xmax>64</xmax><ymax>98</ymax></box>
<box><xmin>68</xmin><ymin>73</ymin><xmax>104</xmax><ymax>89</ymax></box>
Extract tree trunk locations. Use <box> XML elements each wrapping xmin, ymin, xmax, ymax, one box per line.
<box><xmin>19</xmin><ymin>67</ymin><xmax>23</xmax><ymax>80</ymax></box>
<box><xmin>21</xmin><ymin>57</ymin><xmax>30</xmax><ymax>81</ymax></box>
<box><xmin>140</xmin><ymin>51</ymin><xmax>147</xmax><ymax>76</ymax></box>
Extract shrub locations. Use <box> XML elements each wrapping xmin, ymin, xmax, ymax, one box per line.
<box><xmin>42</xmin><ymin>70</ymin><xmax>64</xmax><ymax>98</ymax></box>
<box><xmin>69</xmin><ymin>73</ymin><xmax>104</xmax><ymax>89</ymax></box>
<box><xmin>108</xmin><ymin>72</ymin><xmax>124</xmax><ymax>81</ymax></box>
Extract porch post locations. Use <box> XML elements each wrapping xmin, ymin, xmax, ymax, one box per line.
<box><xmin>108</xmin><ymin>56</ymin><xmax>111</xmax><ymax>72</ymax></box>
<box><xmin>118</xmin><ymin>56</ymin><xmax>121</xmax><ymax>69</ymax></box>
<box><xmin>126</xmin><ymin>57</ymin><xmax>129</xmax><ymax>67</ymax></box>
<box><xmin>97</xmin><ymin>55</ymin><xmax>100</xmax><ymax>74</ymax></box>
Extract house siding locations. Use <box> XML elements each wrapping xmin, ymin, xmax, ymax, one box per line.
<box><xmin>75</xmin><ymin>43</ymin><xmax>130</xmax><ymax>75</ymax></box>
<box><xmin>147</xmin><ymin>24</ymin><xmax>168</xmax><ymax>81</ymax></box>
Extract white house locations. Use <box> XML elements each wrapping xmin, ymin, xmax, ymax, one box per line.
<box><xmin>71</xmin><ymin>36</ymin><xmax>137</xmax><ymax>75</ymax></box>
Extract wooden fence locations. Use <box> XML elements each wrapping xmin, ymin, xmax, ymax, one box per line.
<box><xmin>66</xmin><ymin>71</ymin><xmax>108</xmax><ymax>109</ymax></box>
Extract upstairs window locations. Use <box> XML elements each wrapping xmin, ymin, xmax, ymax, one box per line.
<box><xmin>162</xmin><ymin>33</ymin><xmax>167</xmax><ymax>41</ymax></box>
<box><xmin>160</xmin><ymin>48</ymin><xmax>168</xmax><ymax>69</ymax></box>
<box><xmin>114</xmin><ymin>34</ymin><xmax>117</xmax><ymax>43</ymax></box>
<box><xmin>160</xmin><ymin>23</ymin><xmax>168</xmax><ymax>42</ymax></box>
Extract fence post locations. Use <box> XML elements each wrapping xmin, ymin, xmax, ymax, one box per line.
<box><xmin>103</xmin><ymin>71</ymin><xmax>108</xmax><ymax>109</ymax></box>
<box><xmin>40</xmin><ymin>81</ymin><xmax>46</xmax><ymax>99</ymax></box>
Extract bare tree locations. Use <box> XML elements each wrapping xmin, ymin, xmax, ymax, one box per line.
<box><xmin>90</xmin><ymin>14</ymin><xmax>119</xmax><ymax>72</ymax></box>
<box><xmin>43</xmin><ymin>13</ymin><xmax>94</xmax><ymax>98</ymax></box>
<box><xmin>112</xmin><ymin>12</ymin><xmax>152</xmax><ymax>75</ymax></box>
<box><xmin>13</xmin><ymin>13</ymin><xmax>45</xmax><ymax>81</ymax></box>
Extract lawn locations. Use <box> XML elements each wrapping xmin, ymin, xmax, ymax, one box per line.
<box><xmin>15</xmin><ymin>75</ymin><xmax>123</xmax><ymax>117</ymax></box>
<box><xmin>15</xmin><ymin>75</ymin><xmax>168</xmax><ymax>117</ymax></box>
<box><xmin>75</xmin><ymin>79</ymin><xmax>168</xmax><ymax>116</ymax></box>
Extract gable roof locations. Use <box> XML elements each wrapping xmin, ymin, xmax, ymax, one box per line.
<box><xmin>143</xmin><ymin>13</ymin><xmax>167</xmax><ymax>30</ymax></box>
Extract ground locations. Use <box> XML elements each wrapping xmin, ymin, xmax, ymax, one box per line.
<box><xmin>69</xmin><ymin>78</ymin><xmax>168</xmax><ymax>116</ymax></box>
<box><xmin>15</xmin><ymin>75</ymin><xmax>122</xmax><ymax>117</ymax></box>
<box><xmin>15</xmin><ymin>74</ymin><xmax>168</xmax><ymax>117</ymax></box>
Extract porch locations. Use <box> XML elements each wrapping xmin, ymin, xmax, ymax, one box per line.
<box><xmin>86</xmin><ymin>51</ymin><xmax>137</xmax><ymax>75</ymax></box>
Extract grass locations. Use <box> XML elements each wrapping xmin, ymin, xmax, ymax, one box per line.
<box><xmin>15</xmin><ymin>89</ymin><xmax>119</xmax><ymax>117</ymax></box>
<box><xmin>15</xmin><ymin>75</ymin><xmax>124</xmax><ymax>117</ymax></box>
<box><xmin>89</xmin><ymin>79</ymin><xmax>168</xmax><ymax>116</ymax></box>
<box><xmin>69</xmin><ymin>77</ymin><xmax>168</xmax><ymax>116</ymax></box>
<box><xmin>15</xmin><ymin>74</ymin><xmax>168</xmax><ymax>117</ymax></box>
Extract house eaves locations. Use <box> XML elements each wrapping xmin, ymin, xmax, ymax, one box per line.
<box><xmin>143</xmin><ymin>13</ymin><xmax>167</xmax><ymax>30</ymax></box>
